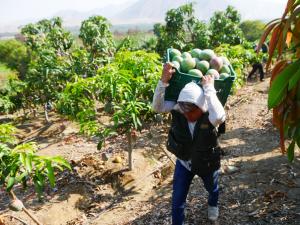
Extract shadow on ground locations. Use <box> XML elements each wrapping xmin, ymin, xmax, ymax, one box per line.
<box><xmin>127</xmin><ymin>152</ymin><xmax>300</xmax><ymax>225</ymax></box>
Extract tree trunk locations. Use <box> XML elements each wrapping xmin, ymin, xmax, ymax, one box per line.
<box><xmin>22</xmin><ymin>107</ymin><xmax>27</xmax><ymax>118</ymax></box>
<box><xmin>127</xmin><ymin>131</ymin><xmax>133</xmax><ymax>171</ymax></box>
<box><xmin>92</xmin><ymin>94</ymin><xmax>97</xmax><ymax>114</ymax></box>
<box><xmin>44</xmin><ymin>103</ymin><xmax>50</xmax><ymax>124</ymax></box>
<box><xmin>33</xmin><ymin>108</ymin><xmax>37</xmax><ymax>118</ymax></box>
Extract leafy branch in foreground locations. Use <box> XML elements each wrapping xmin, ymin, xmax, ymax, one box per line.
<box><xmin>0</xmin><ymin>124</ymin><xmax>71</xmax><ymax>197</ymax></box>
<box><xmin>258</xmin><ymin>0</ymin><xmax>300</xmax><ymax>161</ymax></box>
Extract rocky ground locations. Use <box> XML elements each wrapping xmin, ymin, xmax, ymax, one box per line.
<box><xmin>0</xmin><ymin>77</ymin><xmax>300</xmax><ymax>225</ymax></box>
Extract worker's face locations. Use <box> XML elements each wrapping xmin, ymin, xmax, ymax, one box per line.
<box><xmin>178</xmin><ymin>102</ymin><xmax>198</xmax><ymax>113</ymax></box>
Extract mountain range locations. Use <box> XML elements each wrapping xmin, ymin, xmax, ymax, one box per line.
<box><xmin>111</xmin><ymin>0</ymin><xmax>286</xmax><ymax>24</ymax></box>
<box><xmin>0</xmin><ymin>0</ymin><xmax>286</xmax><ymax>33</ymax></box>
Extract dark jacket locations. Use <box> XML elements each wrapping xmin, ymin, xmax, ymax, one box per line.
<box><xmin>166</xmin><ymin>110</ymin><xmax>221</xmax><ymax>176</ymax></box>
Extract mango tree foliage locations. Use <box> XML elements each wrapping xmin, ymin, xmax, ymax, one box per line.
<box><xmin>21</xmin><ymin>17</ymin><xmax>74</xmax><ymax>121</ymax></box>
<box><xmin>107</xmin><ymin>51</ymin><xmax>161</xmax><ymax>130</ymax></box>
<box><xmin>116</xmin><ymin>37</ymin><xmax>136</xmax><ymax>52</ymax></box>
<box><xmin>69</xmin><ymin>48</ymin><xmax>91</xmax><ymax>78</ymax></box>
<box><xmin>0</xmin><ymin>78</ymin><xmax>26</xmax><ymax>114</ymax></box>
<box><xmin>21</xmin><ymin>18</ymin><xmax>73</xmax><ymax>53</ymax></box>
<box><xmin>209</xmin><ymin>6</ymin><xmax>244</xmax><ymax>47</ymax></box>
<box><xmin>154</xmin><ymin>3</ymin><xmax>210</xmax><ymax>55</ymax></box>
<box><xmin>79</xmin><ymin>16</ymin><xmax>115</xmax><ymax>76</ymax></box>
<box><xmin>192</xmin><ymin>22</ymin><xmax>211</xmax><ymax>51</ymax></box>
<box><xmin>0</xmin><ymin>124</ymin><xmax>71</xmax><ymax>197</ymax></box>
<box><xmin>100</xmin><ymin>50</ymin><xmax>161</xmax><ymax>170</ymax></box>
<box><xmin>56</xmin><ymin>50</ymin><xmax>161</xmax><ymax>169</ymax></box>
<box><xmin>240</xmin><ymin>20</ymin><xmax>266</xmax><ymax>42</ymax></box>
<box><xmin>57</xmin><ymin>76</ymin><xmax>100</xmax><ymax>122</ymax></box>
<box><xmin>58</xmin><ymin>50</ymin><xmax>161</xmax><ymax>129</ymax></box>
<box><xmin>0</xmin><ymin>40</ymin><xmax>29</xmax><ymax>80</ymax></box>
<box><xmin>26</xmin><ymin>48</ymin><xmax>73</xmax><ymax>101</ymax></box>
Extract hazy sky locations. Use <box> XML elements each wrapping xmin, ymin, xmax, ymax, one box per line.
<box><xmin>0</xmin><ymin>0</ymin><xmax>135</xmax><ymax>23</ymax></box>
<box><xmin>0</xmin><ymin>0</ymin><xmax>287</xmax><ymax>24</ymax></box>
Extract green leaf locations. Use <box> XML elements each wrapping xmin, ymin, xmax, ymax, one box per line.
<box><xmin>268</xmin><ymin>59</ymin><xmax>300</xmax><ymax>109</ymax></box>
<box><xmin>6</xmin><ymin>176</ymin><xmax>15</xmax><ymax>191</ymax></box>
<box><xmin>131</xmin><ymin>112</ymin><xmax>137</xmax><ymax>129</ymax></box>
<box><xmin>16</xmin><ymin>171</ymin><xmax>28</xmax><ymax>182</ymax></box>
<box><xmin>97</xmin><ymin>141</ymin><xmax>103</xmax><ymax>150</ymax></box>
<box><xmin>19</xmin><ymin>153</ymin><xmax>26</xmax><ymax>165</ymax></box>
<box><xmin>51</xmin><ymin>156</ymin><xmax>71</xmax><ymax>170</ymax></box>
<box><xmin>33</xmin><ymin>177</ymin><xmax>43</xmax><ymax>197</ymax></box>
<box><xmin>36</xmin><ymin>171</ymin><xmax>45</xmax><ymax>184</ymax></box>
<box><xmin>46</xmin><ymin>161</ymin><xmax>55</xmax><ymax>188</ymax></box>
<box><xmin>294</xmin><ymin>126</ymin><xmax>300</xmax><ymax>149</ymax></box>
<box><xmin>22</xmin><ymin>176</ymin><xmax>27</xmax><ymax>189</ymax></box>
<box><xmin>54</xmin><ymin>164</ymin><xmax>64</xmax><ymax>171</ymax></box>
<box><xmin>136</xmin><ymin>117</ymin><xmax>142</xmax><ymax>128</ymax></box>
<box><xmin>287</xmin><ymin>141</ymin><xmax>295</xmax><ymax>162</ymax></box>
<box><xmin>288</xmin><ymin>67</ymin><xmax>300</xmax><ymax>91</ymax></box>
<box><xmin>25</xmin><ymin>155</ymin><xmax>32</xmax><ymax>172</ymax></box>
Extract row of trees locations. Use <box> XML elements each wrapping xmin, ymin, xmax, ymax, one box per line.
<box><xmin>0</xmin><ymin>13</ymin><xmax>162</xmax><ymax>199</ymax></box>
<box><xmin>0</xmin><ymin>16</ymin><xmax>116</xmax><ymax>116</ymax></box>
<box><xmin>153</xmin><ymin>3</ymin><xmax>264</xmax><ymax>55</ymax></box>
<box><xmin>0</xmin><ymin>3</ymin><xmax>266</xmax><ymax>202</ymax></box>
<box><xmin>0</xmin><ymin>4</ymin><xmax>262</xmax><ymax>166</ymax></box>
<box><xmin>0</xmin><ymin>4</ymin><xmax>262</xmax><ymax>120</ymax></box>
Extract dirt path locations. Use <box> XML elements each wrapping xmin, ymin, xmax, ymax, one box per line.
<box><xmin>1</xmin><ymin>78</ymin><xmax>300</xmax><ymax>225</ymax></box>
<box><xmin>97</xmin><ymin>78</ymin><xmax>300</xmax><ymax>225</ymax></box>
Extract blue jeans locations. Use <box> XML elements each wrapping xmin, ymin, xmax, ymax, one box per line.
<box><xmin>172</xmin><ymin>160</ymin><xmax>219</xmax><ymax>225</ymax></box>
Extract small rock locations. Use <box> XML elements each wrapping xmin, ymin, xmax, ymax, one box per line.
<box><xmin>224</xmin><ymin>165</ymin><xmax>239</xmax><ymax>174</ymax></box>
<box><xmin>295</xmin><ymin>178</ymin><xmax>300</xmax><ymax>187</ymax></box>
<box><xmin>101</xmin><ymin>153</ymin><xmax>110</xmax><ymax>161</ymax></box>
<box><xmin>287</xmin><ymin>188</ymin><xmax>300</xmax><ymax>200</ymax></box>
<box><xmin>9</xmin><ymin>199</ymin><xmax>24</xmax><ymax>211</ymax></box>
<box><xmin>99</xmin><ymin>165</ymin><xmax>105</xmax><ymax>170</ymax></box>
<box><xmin>154</xmin><ymin>114</ymin><xmax>164</xmax><ymax>123</ymax></box>
<box><xmin>73</xmin><ymin>166</ymin><xmax>80</xmax><ymax>172</ymax></box>
<box><xmin>290</xmin><ymin>171</ymin><xmax>297</xmax><ymax>178</ymax></box>
<box><xmin>248</xmin><ymin>209</ymin><xmax>260</xmax><ymax>216</ymax></box>
<box><xmin>113</xmin><ymin>156</ymin><xmax>122</xmax><ymax>163</ymax></box>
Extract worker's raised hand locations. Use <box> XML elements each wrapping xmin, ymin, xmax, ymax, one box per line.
<box><xmin>202</xmin><ymin>75</ymin><xmax>214</xmax><ymax>87</ymax></box>
<box><xmin>161</xmin><ymin>63</ymin><xmax>175</xmax><ymax>84</ymax></box>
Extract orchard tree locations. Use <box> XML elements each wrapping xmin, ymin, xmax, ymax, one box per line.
<box><xmin>240</xmin><ymin>20</ymin><xmax>266</xmax><ymax>42</ymax></box>
<box><xmin>21</xmin><ymin>17</ymin><xmax>72</xmax><ymax>52</ymax></box>
<box><xmin>154</xmin><ymin>3</ymin><xmax>210</xmax><ymax>55</ymax></box>
<box><xmin>141</xmin><ymin>37</ymin><xmax>158</xmax><ymax>52</ymax></box>
<box><xmin>153</xmin><ymin>23</ymin><xmax>170</xmax><ymax>56</ymax></box>
<box><xmin>0</xmin><ymin>78</ymin><xmax>27</xmax><ymax>114</ymax></box>
<box><xmin>21</xmin><ymin>17</ymin><xmax>74</xmax><ymax>122</ymax></box>
<box><xmin>209</xmin><ymin>6</ymin><xmax>244</xmax><ymax>47</ymax></box>
<box><xmin>69</xmin><ymin>47</ymin><xmax>92</xmax><ymax>78</ymax></box>
<box><xmin>79</xmin><ymin>16</ymin><xmax>115</xmax><ymax>76</ymax></box>
<box><xmin>108</xmin><ymin>50</ymin><xmax>161</xmax><ymax>170</ymax></box>
<box><xmin>116</xmin><ymin>36</ymin><xmax>135</xmax><ymax>52</ymax></box>
<box><xmin>57</xmin><ymin>50</ymin><xmax>162</xmax><ymax>171</ymax></box>
<box><xmin>192</xmin><ymin>21</ymin><xmax>211</xmax><ymax>50</ymax></box>
<box><xmin>0</xmin><ymin>39</ymin><xmax>29</xmax><ymax>80</ymax></box>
